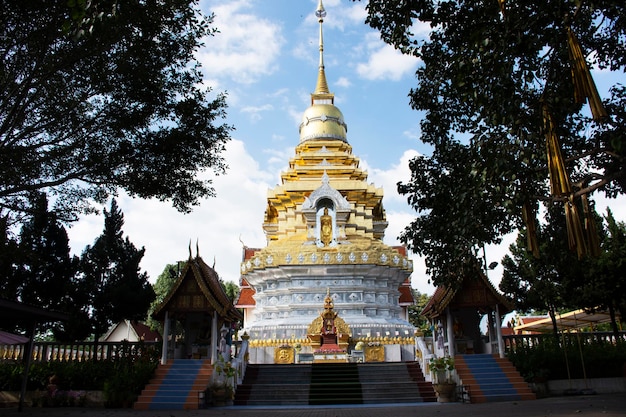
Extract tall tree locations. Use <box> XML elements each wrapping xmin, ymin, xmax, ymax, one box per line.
<box><xmin>1</xmin><ymin>0</ymin><xmax>231</xmax><ymax>226</ymax></box>
<box><xmin>407</xmin><ymin>289</ymin><xmax>431</xmax><ymax>331</ymax></box>
<box><xmin>15</xmin><ymin>193</ymin><xmax>79</xmax><ymax>306</ymax></box>
<box><xmin>582</xmin><ymin>209</ymin><xmax>626</xmax><ymax>334</ymax></box>
<box><xmin>0</xmin><ymin>216</ymin><xmax>20</xmax><ymax>303</ymax></box>
<box><xmin>0</xmin><ymin>193</ymin><xmax>89</xmax><ymax>339</ymax></box>
<box><xmin>80</xmin><ymin>199</ymin><xmax>155</xmax><ymax>340</ymax></box>
<box><xmin>499</xmin><ymin>205</ymin><xmax>598</xmax><ymax>334</ymax></box>
<box><xmin>146</xmin><ymin>262</ymin><xmax>182</xmax><ymax>331</ymax></box>
<box><xmin>361</xmin><ymin>0</ymin><xmax>626</xmax><ymax>286</ymax></box>
<box><xmin>220</xmin><ymin>280</ymin><xmax>240</xmax><ymax>303</ymax></box>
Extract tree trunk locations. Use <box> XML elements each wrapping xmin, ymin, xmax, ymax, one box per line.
<box><xmin>608</xmin><ymin>304</ymin><xmax>619</xmax><ymax>338</ymax></box>
<box><xmin>548</xmin><ymin>306</ymin><xmax>558</xmax><ymax>338</ymax></box>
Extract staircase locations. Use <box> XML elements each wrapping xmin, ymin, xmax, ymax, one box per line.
<box><xmin>454</xmin><ymin>354</ymin><xmax>536</xmax><ymax>403</ymax></box>
<box><xmin>234</xmin><ymin>362</ymin><xmax>435</xmax><ymax>406</ymax></box>
<box><xmin>359</xmin><ymin>362</ymin><xmax>436</xmax><ymax>403</ymax></box>
<box><xmin>406</xmin><ymin>362</ymin><xmax>438</xmax><ymax>402</ymax></box>
<box><xmin>310</xmin><ymin>363</ymin><xmax>362</xmax><ymax>405</ymax></box>
<box><xmin>234</xmin><ymin>364</ymin><xmax>311</xmax><ymax>406</ymax></box>
<box><xmin>134</xmin><ymin>359</ymin><xmax>212</xmax><ymax>410</ymax></box>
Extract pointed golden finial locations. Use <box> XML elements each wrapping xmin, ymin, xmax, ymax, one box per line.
<box><xmin>313</xmin><ymin>0</ymin><xmax>331</xmax><ymax>97</ymax></box>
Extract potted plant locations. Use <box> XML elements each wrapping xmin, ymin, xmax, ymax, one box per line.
<box><xmin>429</xmin><ymin>356</ymin><xmax>456</xmax><ymax>402</ymax></box>
<box><xmin>208</xmin><ymin>382</ymin><xmax>234</xmax><ymax>407</ymax></box>
<box><xmin>210</xmin><ymin>356</ymin><xmax>237</xmax><ymax>406</ymax></box>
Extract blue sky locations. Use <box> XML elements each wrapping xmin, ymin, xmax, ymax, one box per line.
<box><xmin>197</xmin><ymin>0</ymin><xmax>429</xmax><ymax>169</ymax></box>
<box><xmin>67</xmin><ymin>0</ymin><xmax>625</xmax><ymax>296</ymax></box>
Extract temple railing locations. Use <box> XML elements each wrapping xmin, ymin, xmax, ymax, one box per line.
<box><xmin>414</xmin><ymin>335</ymin><xmax>436</xmax><ymax>383</ymax></box>
<box><xmin>502</xmin><ymin>331</ymin><xmax>626</xmax><ymax>354</ymax></box>
<box><xmin>231</xmin><ymin>335</ymin><xmax>249</xmax><ymax>386</ymax></box>
<box><xmin>0</xmin><ymin>341</ymin><xmax>161</xmax><ymax>362</ymax></box>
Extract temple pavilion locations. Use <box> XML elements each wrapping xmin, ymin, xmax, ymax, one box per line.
<box><xmin>235</xmin><ymin>0</ymin><xmax>416</xmax><ymax>364</ymax></box>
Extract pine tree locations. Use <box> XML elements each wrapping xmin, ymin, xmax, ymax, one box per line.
<box><xmin>16</xmin><ymin>193</ymin><xmax>79</xmax><ymax>307</ymax></box>
<box><xmin>583</xmin><ymin>209</ymin><xmax>626</xmax><ymax>335</ymax></box>
<box><xmin>0</xmin><ymin>216</ymin><xmax>20</xmax><ymax>302</ymax></box>
<box><xmin>499</xmin><ymin>206</ymin><xmax>584</xmax><ymax>335</ymax></box>
<box><xmin>80</xmin><ymin>199</ymin><xmax>155</xmax><ymax>340</ymax></box>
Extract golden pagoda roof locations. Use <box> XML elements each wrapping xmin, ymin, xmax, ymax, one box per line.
<box><xmin>241</xmin><ymin>1</ymin><xmax>412</xmax><ymax>276</ymax></box>
<box><xmin>299</xmin><ymin>0</ymin><xmax>347</xmax><ymax>144</ymax></box>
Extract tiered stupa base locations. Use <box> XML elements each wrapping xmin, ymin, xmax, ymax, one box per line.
<box><xmin>244</xmin><ymin>295</ymin><xmax>416</xmax><ymax>364</ymax></box>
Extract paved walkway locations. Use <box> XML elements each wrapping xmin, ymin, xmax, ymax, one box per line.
<box><xmin>1</xmin><ymin>394</ymin><xmax>625</xmax><ymax>417</ymax></box>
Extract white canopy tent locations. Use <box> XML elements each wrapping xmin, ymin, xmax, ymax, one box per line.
<box><xmin>514</xmin><ymin>308</ymin><xmax>618</xmax><ymax>333</ymax></box>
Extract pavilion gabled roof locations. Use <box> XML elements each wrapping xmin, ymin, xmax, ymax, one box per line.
<box><xmin>100</xmin><ymin>320</ymin><xmax>161</xmax><ymax>342</ymax></box>
<box><xmin>0</xmin><ymin>298</ymin><xmax>68</xmax><ymax>326</ymax></box>
<box><xmin>421</xmin><ymin>266</ymin><xmax>513</xmax><ymax>319</ymax></box>
<box><xmin>235</xmin><ymin>278</ymin><xmax>255</xmax><ymax>308</ymax></box>
<box><xmin>153</xmin><ymin>255</ymin><xmax>242</xmax><ymax>323</ymax></box>
<box><xmin>398</xmin><ymin>278</ymin><xmax>414</xmax><ymax>306</ymax></box>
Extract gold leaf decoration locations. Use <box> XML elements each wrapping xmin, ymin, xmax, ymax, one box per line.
<box><xmin>567</xmin><ymin>27</ymin><xmax>607</xmax><ymax>121</ymax></box>
<box><xmin>522</xmin><ymin>201</ymin><xmax>540</xmax><ymax>258</ymax></box>
<box><xmin>543</xmin><ymin>105</ymin><xmax>571</xmax><ymax>197</ymax></box>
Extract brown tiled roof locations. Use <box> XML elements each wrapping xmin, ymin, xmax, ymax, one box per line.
<box><xmin>421</xmin><ymin>265</ymin><xmax>513</xmax><ymax>319</ymax></box>
<box><xmin>518</xmin><ymin>316</ymin><xmax>548</xmax><ymax>325</ymax></box>
<box><xmin>392</xmin><ymin>246</ymin><xmax>408</xmax><ymax>257</ymax></box>
<box><xmin>398</xmin><ymin>286</ymin><xmax>414</xmax><ymax>305</ymax></box>
<box><xmin>501</xmin><ymin>326</ymin><xmax>515</xmax><ymax>336</ymax></box>
<box><xmin>243</xmin><ymin>248</ymin><xmax>259</xmax><ymax>261</ymax></box>
<box><xmin>235</xmin><ymin>287</ymin><xmax>256</xmax><ymax>307</ymax></box>
<box><xmin>153</xmin><ymin>256</ymin><xmax>243</xmax><ymax>322</ymax></box>
<box><xmin>130</xmin><ymin>321</ymin><xmax>161</xmax><ymax>342</ymax></box>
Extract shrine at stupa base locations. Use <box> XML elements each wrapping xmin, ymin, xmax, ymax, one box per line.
<box><xmin>235</xmin><ymin>0</ymin><xmax>417</xmax><ymax>364</ymax></box>
<box><xmin>245</xmin><ymin>290</ymin><xmax>415</xmax><ymax>364</ymax></box>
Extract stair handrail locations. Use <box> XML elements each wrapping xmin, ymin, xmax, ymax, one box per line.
<box><xmin>231</xmin><ymin>332</ymin><xmax>249</xmax><ymax>386</ymax></box>
<box><xmin>415</xmin><ymin>335</ymin><xmax>435</xmax><ymax>382</ymax></box>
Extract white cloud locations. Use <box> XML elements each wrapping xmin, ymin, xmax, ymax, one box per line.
<box><xmin>288</xmin><ymin>104</ymin><xmax>306</xmax><ymax>127</ymax></box>
<box><xmin>263</xmin><ymin>146</ymin><xmax>295</xmax><ymax>172</ymax></box>
<box><xmin>271</xmin><ymin>133</ymin><xmax>286</xmax><ymax>142</ymax></box>
<box><xmin>383</xmin><ymin>210</ymin><xmax>435</xmax><ymax>295</ymax></box>
<box><xmin>336</xmin><ymin>76</ymin><xmax>352</xmax><ymax>88</ymax></box>
<box><xmin>356</xmin><ymin>38</ymin><xmax>419</xmax><ymax>81</ymax></box>
<box><xmin>318</xmin><ymin>1</ymin><xmax>367</xmax><ymax>31</ymax></box>
<box><xmin>358</xmin><ymin>149</ymin><xmax>434</xmax><ymax>294</ymax></box>
<box><xmin>198</xmin><ymin>0</ymin><xmax>285</xmax><ymax>84</ymax></box>
<box><xmin>364</xmin><ymin>149</ymin><xmax>420</xmax><ymax>205</ymax></box>
<box><xmin>241</xmin><ymin>104</ymin><xmax>274</xmax><ymax>122</ymax></box>
<box><xmin>68</xmin><ymin>139</ymin><xmax>273</xmax><ymax>284</ymax></box>
<box><xmin>403</xmin><ymin>127</ymin><xmax>422</xmax><ymax>142</ymax></box>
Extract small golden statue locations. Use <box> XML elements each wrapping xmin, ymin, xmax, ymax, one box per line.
<box><xmin>322</xmin><ymin>289</ymin><xmax>338</xmax><ymax>334</ymax></box>
<box><xmin>307</xmin><ymin>288</ymin><xmax>350</xmax><ymax>350</ymax></box>
<box><xmin>320</xmin><ymin>207</ymin><xmax>332</xmax><ymax>246</ymax></box>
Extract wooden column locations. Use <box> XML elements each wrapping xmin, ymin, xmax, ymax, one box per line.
<box><xmin>161</xmin><ymin>311</ymin><xmax>170</xmax><ymax>365</ymax></box>
<box><xmin>495</xmin><ymin>304</ymin><xmax>505</xmax><ymax>358</ymax></box>
<box><xmin>445</xmin><ymin>307</ymin><xmax>455</xmax><ymax>357</ymax></box>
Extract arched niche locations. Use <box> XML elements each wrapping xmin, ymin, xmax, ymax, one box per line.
<box><xmin>301</xmin><ymin>172</ymin><xmax>351</xmax><ymax>243</ymax></box>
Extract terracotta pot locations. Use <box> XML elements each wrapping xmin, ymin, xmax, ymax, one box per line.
<box><xmin>433</xmin><ymin>383</ymin><xmax>456</xmax><ymax>403</ymax></box>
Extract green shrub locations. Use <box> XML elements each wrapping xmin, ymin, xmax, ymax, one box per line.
<box><xmin>0</xmin><ymin>357</ymin><xmax>157</xmax><ymax>398</ymax></box>
<box><xmin>507</xmin><ymin>336</ymin><xmax>626</xmax><ymax>381</ymax></box>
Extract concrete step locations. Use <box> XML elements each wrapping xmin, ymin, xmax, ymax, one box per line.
<box><xmin>134</xmin><ymin>359</ymin><xmax>212</xmax><ymax>410</ymax></box>
<box><xmin>235</xmin><ymin>362</ymin><xmax>437</xmax><ymax>406</ymax></box>
<box><xmin>455</xmin><ymin>354</ymin><xmax>536</xmax><ymax>404</ymax></box>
